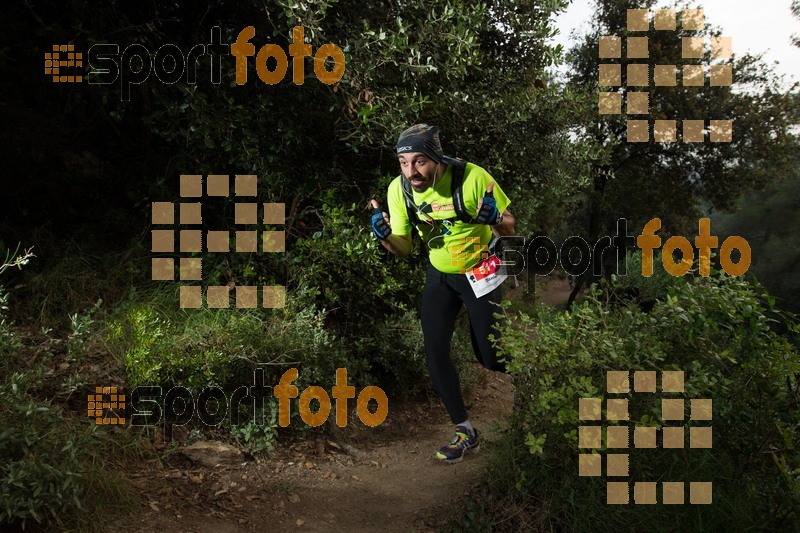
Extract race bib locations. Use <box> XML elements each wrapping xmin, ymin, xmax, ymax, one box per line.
<box><xmin>466</xmin><ymin>254</ymin><xmax>507</xmax><ymax>298</ymax></box>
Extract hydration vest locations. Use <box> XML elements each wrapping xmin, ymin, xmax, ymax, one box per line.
<box><xmin>400</xmin><ymin>156</ymin><xmax>476</xmax><ymax>229</ymax></box>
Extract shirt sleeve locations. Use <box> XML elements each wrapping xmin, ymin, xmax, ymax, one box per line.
<box><xmin>387</xmin><ymin>176</ymin><xmax>412</xmax><ymax>236</ymax></box>
<box><xmin>463</xmin><ymin>163</ymin><xmax>511</xmax><ymax>216</ymax></box>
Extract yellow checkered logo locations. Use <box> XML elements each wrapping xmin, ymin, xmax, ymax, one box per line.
<box><xmin>45</xmin><ymin>44</ymin><xmax>83</xmax><ymax>83</ymax></box>
<box><xmin>87</xmin><ymin>386</ymin><xmax>125</xmax><ymax>425</ymax></box>
<box><xmin>151</xmin><ymin>174</ymin><xmax>286</xmax><ymax>309</ymax></box>
<box><xmin>578</xmin><ymin>370</ymin><xmax>713</xmax><ymax>505</ymax></box>
<box><xmin>599</xmin><ymin>8</ymin><xmax>733</xmax><ymax>143</ymax></box>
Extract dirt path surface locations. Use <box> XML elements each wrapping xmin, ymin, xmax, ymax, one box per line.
<box><xmin>103</xmin><ymin>367</ymin><xmax>513</xmax><ymax>532</ymax></box>
<box><xmin>101</xmin><ymin>279</ymin><xmax>577</xmax><ymax>532</ymax></box>
<box><xmin>539</xmin><ymin>277</ymin><xmax>572</xmax><ymax>307</ymax></box>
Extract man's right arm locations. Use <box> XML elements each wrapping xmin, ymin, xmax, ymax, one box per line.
<box><xmin>370</xmin><ymin>198</ymin><xmax>412</xmax><ymax>257</ymax></box>
<box><xmin>379</xmin><ymin>232</ymin><xmax>412</xmax><ymax>257</ymax></box>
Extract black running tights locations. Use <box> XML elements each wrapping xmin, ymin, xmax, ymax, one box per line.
<box><xmin>420</xmin><ymin>263</ymin><xmax>506</xmax><ymax>425</ymax></box>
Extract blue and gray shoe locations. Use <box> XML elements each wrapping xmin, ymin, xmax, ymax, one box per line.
<box><xmin>435</xmin><ymin>425</ymin><xmax>480</xmax><ymax>464</ymax></box>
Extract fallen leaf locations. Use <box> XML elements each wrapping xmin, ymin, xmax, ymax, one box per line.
<box><xmin>288</xmin><ymin>493</ymin><xmax>300</xmax><ymax>503</ymax></box>
<box><xmin>148</xmin><ymin>501</ymin><xmax>160</xmax><ymax>512</ymax></box>
<box><xmin>296</xmin><ymin>519</ymin><xmax>305</xmax><ymax>526</ymax></box>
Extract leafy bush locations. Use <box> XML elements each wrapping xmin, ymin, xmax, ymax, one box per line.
<box><xmin>230</xmin><ymin>399</ymin><xmax>280</xmax><ymax>454</ymax></box>
<box><xmin>292</xmin><ymin>201</ymin><xmax>425</xmax><ymax>330</ymax></box>
<box><xmin>485</xmin><ymin>268</ymin><xmax>800</xmax><ymax>530</ymax></box>
<box><xmin>107</xmin><ymin>283</ymin><xmax>355</xmax><ymax>391</ymax></box>
<box><xmin>0</xmin><ymin>370</ymin><xmax>94</xmax><ymax>528</ymax></box>
<box><xmin>360</xmin><ymin>309</ymin><xmax>480</xmax><ymax>399</ymax></box>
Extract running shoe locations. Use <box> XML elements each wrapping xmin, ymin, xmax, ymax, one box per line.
<box><xmin>435</xmin><ymin>425</ymin><xmax>480</xmax><ymax>464</ymax></box>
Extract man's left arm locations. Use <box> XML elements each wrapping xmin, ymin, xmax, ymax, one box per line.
<box><xmin>492</xmin><ymin>210</ymin><xmax>515</xmax><ymax>237</ymax></box>
<box><xmin>475</xmin><ymin>178</ymin><xmax>515</xmax><ymax>236</ymax></box>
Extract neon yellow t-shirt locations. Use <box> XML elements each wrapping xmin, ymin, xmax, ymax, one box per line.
<box><xmin>387</xmin><ymin>162</ymin><xmax>510</xmax><ymax>274</ymax></box>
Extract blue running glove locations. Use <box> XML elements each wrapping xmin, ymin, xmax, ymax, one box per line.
<box><xmin>371</xmin><ymin>208</ymin><xmax>391</xmax><ymax>240</ymax></box>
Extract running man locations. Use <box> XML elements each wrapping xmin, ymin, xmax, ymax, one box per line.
<box><xmin>369</xmin><ymin>124</ymin><xmax>515</xmax><ymax>463</ymax></box>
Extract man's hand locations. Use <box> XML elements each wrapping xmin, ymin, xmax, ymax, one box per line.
<box><xmin>370</xmin><ymin>199</ymin><xmax>392</xmax><ymax>240</ymax></box>
<box><xmin>475</xmin><ymin>182</ymin><xmax>503</xmax><ymax>226</ymax></box>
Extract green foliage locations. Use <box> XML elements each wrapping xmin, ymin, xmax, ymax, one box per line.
<box><xmin>715</xmin><ymin>173</ymin><xmax>800</xmax><ymax>314</ymax></box>
<box><xmin>489</xmin><ymin>270</ymin><xmax>800</xmax><ymax>529</ymax></box>
<box><xmin>0</xmin><ymin>371</ymin><xmax>94</xmax><ymax>528</ymax></box>
<box><xmin>567</xmin><ymin>0</ymin><xmax>800</xmax><ymax>240</ymax></box>
<box><xmin>357</xmin><ymin>309</ymin><xmax>478</xmax><ymax>398</ymax></box>
<box><xmin>230</xmin><ymin>399</ymin><xmax>279</xmax><ymax>454</ymax></box>
<box><xmin>292</xmin><ymin>201</ymin><xmax>424</xmax><ymax>329</ymax></box>
<box><xmin>107</xmin><ymin>285</ymin><xmax>354</xmax><ymax>391</ymax></box>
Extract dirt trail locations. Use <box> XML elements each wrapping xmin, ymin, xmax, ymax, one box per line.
<box><xmin>103</xmin><ymin>279</ymin><xmax>570</xmax><ymax>532</ymax></box>
<box><xmin>104</xmin><ymin>368</ymin><xmax>513</xmax><ymax>533</ymax></box>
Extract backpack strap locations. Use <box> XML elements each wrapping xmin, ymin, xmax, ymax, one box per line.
<box><xmin>401</xmin><ymin>155</ymin><xmax>474</xmax><ymax>228</ymax></box>
<box><xmin>401</xmin><ymin>175</ymin><xmax>419</xmax><ymax>225</ymax></box>
<box><xmin>441</xmin><ymin>156</ymin><xmax>474</xmax><ymax>224</ymax></box>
